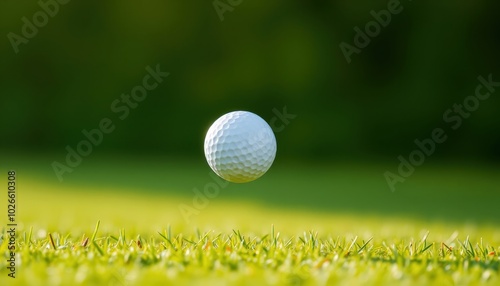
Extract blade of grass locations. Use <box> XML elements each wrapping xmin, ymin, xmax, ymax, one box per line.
<box><xmin>91</xmin><ymin>220</ymin><xmax>101</xmax><ymax>243</ymax></box>
<box><xmin>358</xmin><ymin>237</ymin><xmax>373</xmax><ymax>254</ymax></box>
<box><xmin>48</xmin><ymin>233</ymin><xmax>56</xmax><ymax>250</ymax></box>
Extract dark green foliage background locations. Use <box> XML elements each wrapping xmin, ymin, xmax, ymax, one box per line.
<box><xmin>1</xmin><ymin>1</ymin><xmax>499</xmax><ymax>162</ymax></box>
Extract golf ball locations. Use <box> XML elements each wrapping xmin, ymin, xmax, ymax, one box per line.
<box><xmin>204</xmin><ymin>111</ymin><xmax>277</xmax><ymax>183</ymax></box>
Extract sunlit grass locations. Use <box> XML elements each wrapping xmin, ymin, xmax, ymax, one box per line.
<box><xmin>2</xmin><ymin>222</ymin><xmax>499</xmax><ymax>285</ymax></box>
<box><xmin>1</xmin><ymin>178</ymin><xmax>499</xmax><ymax>285</ymax></box>
<box><xmin>1</xmin><ymin>156</ymin><xmax>499</xmax><ymax>285</ymax></box>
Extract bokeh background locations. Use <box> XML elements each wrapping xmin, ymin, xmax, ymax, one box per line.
<box><xmin>1</xmin><ymin>1</ymin><xmax>499</xmax><ymax>229</ymax></box>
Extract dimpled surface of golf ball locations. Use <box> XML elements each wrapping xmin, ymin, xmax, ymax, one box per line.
<box><xmin>204</xmin><ymin>111</ymin><xmax>277</xmax><ymax>183</ymax></box>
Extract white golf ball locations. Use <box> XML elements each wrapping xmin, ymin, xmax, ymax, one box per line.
<box><xmin>204</xmin><ymin>111</ymin><xmax>277</xmax><ymax>183</ymax></box>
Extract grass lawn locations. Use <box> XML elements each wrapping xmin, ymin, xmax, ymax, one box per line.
<box><xmin>1</xmin><ymin>154</ymin><xmax>499</xmax><ymax>285</ymax></box>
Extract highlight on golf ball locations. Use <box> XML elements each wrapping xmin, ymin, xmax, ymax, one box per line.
<box><xmin>204</xmin><ymin>111</ymin><xmax>277</xmax><ymax>183</ymax></box>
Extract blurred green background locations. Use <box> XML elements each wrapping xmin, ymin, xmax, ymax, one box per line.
<box><xmin>1</xmin><ymin>1</ymin><xmax>499</xmax><ymax>223</ymax></box>
<box><xmin>2</xmin><ymin>0</ymin><xmax>499</xmax><ymax>160</ymax></box>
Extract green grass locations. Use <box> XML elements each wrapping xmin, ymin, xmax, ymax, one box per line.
<box><xmin>2</xmin><ymin>223</ymin><xmax>499</xmax><ymax>285</ymax></box>
<box><xmin>1</xmin><ymin>155</ymin><xmax>499</xmax><ymax>285</ymax></box>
